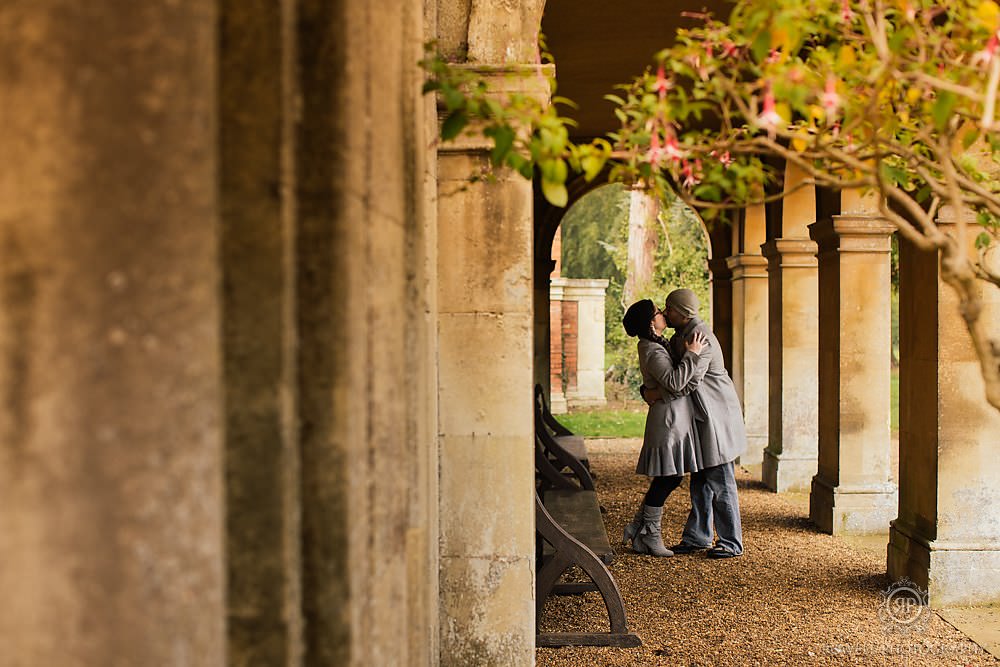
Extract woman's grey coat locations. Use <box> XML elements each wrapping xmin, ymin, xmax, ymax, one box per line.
<box><xmin>668</xmin><ymin>317</ymin><xmax>747</xmax><ymax>468</ymax></box>
<box><xmin>635</xmin><ymin>338</ymin><xmax>703</xmax><ymax>477</ymax></box>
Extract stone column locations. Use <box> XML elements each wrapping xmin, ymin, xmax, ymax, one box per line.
<box><xmin>727</xmin><ymin>204</ymin><xmax>769</xmax><ymax>471</ymax></box>
<box><xmin>554</xmin><ymin>278</ymin><xmax>608</xmax><ymax>409</ymax></box>
<box><xmin>808</xmin><ymin>213</ymin><xmax>896</xmax><ymax>534</ymax></box>
<box><xmin>888</xmin><ymin>211</ymin><xmax>1000</xmax><ymax>605</ymax></box>
<box><xmin>0</xmin><ymin>3</ymin><xmax>225</xmax><ymax>664</ymax></box>
<box><xmin>761</xmin><ymin>164</ymin><xmax>820</xmax><ymax>492</ymax></box>
<box><xmin>436</xmin><ymin>66</ymin><xmax>547</xmax><ymax>665</ymax></box>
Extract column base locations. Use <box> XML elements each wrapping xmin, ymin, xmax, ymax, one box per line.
<box><xmin>888</xmin><ymin>520</ymin><xmax>1000</xmax><ymax>606</ymax></box>
<box><xmin>737</xmin><ymin>434</ymin><xmax>767</xmax><ymax>470</ymax></box>
<box><xmin>809</xmin><ymin>475</ymin><xmax>896</xmax><ymax>535</ymax></box>
<box><xmin>549</xmin><ymin>391</ymin><xmax>568</xmax><ymax>414</ymax></box>
<box><xmin>762</xmin><ymin>449</ymin><xmax>817</xmax><ymax>493</ymax></box>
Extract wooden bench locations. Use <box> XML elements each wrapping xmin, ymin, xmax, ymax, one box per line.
<box><xmin>535</xmin><ymin>434</ymin><xmax>641</xmax><ymax>648</ymax></box>
<box><xmin>534</xmin><ymin>384</ymin><xmax>590</xmax><ymax>473</ymax></box>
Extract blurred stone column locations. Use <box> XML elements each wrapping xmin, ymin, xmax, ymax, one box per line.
<box><xmin>435</xmin><ymin>65</ymin><xmax>548</xmax><ymax>665</ymax></box>
<box><xmin>727</xmin><ymin>204</ymin><xmax>769</xmax><ymax>472</ymax></box>
<box><xmin>888</xmin><ymin>209</ymin><xmax>1000</xmax><ymax>605</ymax></box>
<box><xmin>808</xmin><ymin>202</ymin><xmax>896</xmax><ymax>535</ymax></box>
<box><xmin>0</xmin><ymin>3</ymin><xmax>225</xmax><ymax>664</ymax></box>
<box><xmin>761</xmin><ymin>164</ymin><xmax>820</xmax><ymax>492</ymax></box>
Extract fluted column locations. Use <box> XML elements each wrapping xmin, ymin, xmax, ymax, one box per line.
<box><xmin>888</xmin><ymin>211</ymin><xmax>1000</xmax><ymax>605</ymax></box>
<box><xmin>808</xmin><ymin>215</ymin><xmax>896</xmax><ymax>534</ymax></box>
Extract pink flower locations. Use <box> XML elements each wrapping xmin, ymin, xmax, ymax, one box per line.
<box><xmin>721</xmin><ymin>41</ymin><xmax>739</xmax><ymax>59</ymax></box>
<box><xmin>821</xmin><ymin>76</ymin><xmax>841</xmax><ymax>117</ymax></box>
<box><xmin>757</xmin><ymin>88</ymin><xmax>784</xmax><ymax>133</ymax></box>
<box><xmin>841</xmin><ymin>0</ymin><xmax>854</xmax><ymax>22</ymax></box>
<box><xmin>765</xmin><ymin>48</ymin><xmax>782</xmax><ymax>64</ymax></box>
<box><xmin>718</xmin><ymin>150</ymin><xmax>733</xmax><ymax>167</ymax></box>
<box><xmin>972</xmin><ymin>33</ymin><xmax>1000</xmax><ymax>68</ymax></box>
<box><xmin>655</xmin><ymin>64</ymin><xmax>673</xmax><ymax>101</ymax></box>
<box><xmin>663</xmin><ymin>132</ymin><xmax>685</xmax><ymax>161</ymax></box>
<box><xmin>681</xmin><ymin>160</ymin><xmax>701</xmax><ymax>188</ymax></box>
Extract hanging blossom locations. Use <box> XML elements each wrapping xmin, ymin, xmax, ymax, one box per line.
<box><xmin>647</xmin><ymin>128</ymin><xmax>685</xmax><ymax>165</ymax></box>
<box><xmin>757</xmin><ymin>87</ymin><xmax>785</xmax><ymax>136</ymax></box>
<box><xmin>710</xmin><ymin>149</ymin><xmax>734</xmax><ymax>167</ymax></box>
<box><xmin>655</xmin><ymin>64</ymin><xmax>673</xmax><ymax>100</ymax></box>
<box><xmin>841</xmin><ymin>0</ymin><xmax>854</xmax><ymax>22</ymax></box>
<box><xmin>680</xmin><ymin>159</ymin><xmax>703</xmax><ymax>188</ymax></box>
<box><xmin>721</xmin><ymin>41</ymin><xmax>739</xmax><ymax>58</ymax></box>
<box><xmin>821</xmin><ymin>76</ymin><xmax>841</xmax><ymax>118</ymax></box>
<box><xmin>972</xmin><ymin>32</ymin><xmax>1000</xmax><ymax>68</ymax></box>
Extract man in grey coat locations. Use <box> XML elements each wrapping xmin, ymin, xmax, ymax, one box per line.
<box><xmin>645</xmin><ymin>288</ymin><xmax>746</xmax><ymax>558</ymax></box>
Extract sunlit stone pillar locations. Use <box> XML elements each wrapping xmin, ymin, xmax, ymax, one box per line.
<box><xmin>0</xmin><ymin>3</ymin><xmax>225</xmax><ymax>663</ymax></box>
<box><xmin>808</xmin><ymin>197</ymin><xmax>896</xmax><ymax>534</ymax></box>
<box><xmin>888</xmin><ymin>209</ymin><xmax>1000</xmax><ymax>605</ymax></box>
<box><xmin>436</xmin><ymin>66</ymin><xmax>547</xmax><ymax>665</ymax></box>
<box><xmin>727</xmin><ymin>204</ymin><xmax>769</xmax><ymax>471</ymax></box>
<box><xmin>761</xmin><ymin>164</ymin><xmax>820</xmax><ymax>492</ymax></box>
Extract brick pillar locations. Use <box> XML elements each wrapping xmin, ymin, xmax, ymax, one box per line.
<box><xmin>808</xmin><ymin>214</ymin><xmax>896</xmax><ymax>534</ymax></box>
<box><xmin>561</xmin><ymin>299</ymin><xmax>579</xmax><ymax>395</ymax></box>
<box><xmin>549</xmin><ymin>281</ymin><xmax>567</xmax><ymax>413</ymax></box>
<box><xmin>888</xmin><ymin>210</ymin><xmax>1000</xmax><ymax>605</ymax></box>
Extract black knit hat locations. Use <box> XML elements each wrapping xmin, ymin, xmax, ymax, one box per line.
<box><xmin>622</xmin><ymin>299</ymin><xmax>656</xmax><ymax>337</ymax></box>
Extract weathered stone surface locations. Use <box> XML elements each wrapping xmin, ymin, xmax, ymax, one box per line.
<box><xmin>809</xmin><ymin>215</ymin><xmax>897</xmax><ymax>535</ymax></box>
<box><xmin>889</xmin><ymin>215</ymin><xmax>1000</xmax><ymax>605</ymax></box>
<box><xmin>0</xmin><ymin>2</ymin><xmax>224</xmax><ymax>664</ymax></box>
<box><xmin>761</xmin><ymin>238</ymin><xmax>820</xmax><ymax>493</ymax></box>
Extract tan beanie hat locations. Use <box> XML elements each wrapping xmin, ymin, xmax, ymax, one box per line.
<box><xmin>665</xmin><ymin>288</ymin><xmax>699</xmax><ymax>319</ymax></box>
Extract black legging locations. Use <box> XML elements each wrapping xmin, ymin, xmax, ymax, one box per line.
<box><xmin>643</xmin><ymin>474</ymin><xmax>683</xmax><ymax>507</ymax></box>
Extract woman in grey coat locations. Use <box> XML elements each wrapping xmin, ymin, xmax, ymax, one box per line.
<box><xmin>621</xmin><ymin>299</ymin><xmax>707</xmax><ymax>557</ymax></box>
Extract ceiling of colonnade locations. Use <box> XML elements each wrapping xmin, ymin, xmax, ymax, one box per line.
<box><xmin>541</xmin><ymin>0</ymin><xmax>736</xmax><ymax>140</ymax></box>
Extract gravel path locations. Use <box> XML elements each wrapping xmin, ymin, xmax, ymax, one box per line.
<box><xmin>536</xmin><ymin>439</ymin><xmax>998</xmax><ymax>666</ymax></box>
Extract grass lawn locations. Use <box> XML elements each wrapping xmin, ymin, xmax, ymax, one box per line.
<box><xmin>558</xmin><ymin>370</ymin><xmax>900</xmax><ymax>439</ymax></box>
<box><xmin>556</xmin><ymin>407</ymin><xmax>646</xmax><ymax>438</ymax></box>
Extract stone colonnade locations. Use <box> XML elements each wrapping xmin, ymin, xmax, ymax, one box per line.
<box><xmin>724</xmin><ymin>163</ymin><xmax>1000</xmax><ymax>605</ymax></box>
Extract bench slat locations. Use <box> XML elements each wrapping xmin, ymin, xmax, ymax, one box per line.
<box><xmin>543</xmin><ymin>489</ymin><xmax>613</xmax><ymax>564</ymax></box>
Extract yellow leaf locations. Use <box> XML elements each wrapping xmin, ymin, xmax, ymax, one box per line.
<box><xmin>808</xmin><ymin>105</ymin><xmax>826</xmax><ymax>123</ymax></box>
<box><xmin>838</xmin><ymin>44</ymin><xmax>856</xmax><ymax>67</ymax></box>
<box><xmin>775</xmin><ymin>102</ymin><xmax>792</xmax><ymax>123</ymax></box>
<box><xmin>899</xmin><ymin>109</ymin><xmax>910</xmax><ymax>124</ymax></box>
<box><xmin>906</xmin><ymin>87</ymin><xmax>922</xmax><ymax>105</ymax></box>
<box><xmin>977</xmin><ymin>0</ymin><xmax>1000</xmax><ymax>29</ymax></box>
<box><xmin>792</xmin><ymin>133</ymin><xmax>809</xmax><ymax>152</ymax></box>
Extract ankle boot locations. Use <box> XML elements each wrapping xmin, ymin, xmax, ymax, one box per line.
<box><xmin>622</xmin><ymin>505</ymin><xmax>643</xmax><ymax>546</ymax></box>
<box><xmin>632</xmin><ymin>505</ymin><xmax>674</xmax><ymax>557</ymax></box>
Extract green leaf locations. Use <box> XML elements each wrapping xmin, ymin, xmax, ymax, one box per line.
<box><xmin>975</xmin><ymin>231</ymin><xmax>992</xmax><ymax>250</ymax></box>
<box><xmin>751</xmin><ymin>29</ymin><xmax>772</xmax><ymax>63</ymax></box>
<box><xmin>541</xmin><ymin>178</ymin><xmax>568</xmax><ymax>207</ymax></box>
<box><xmin>963</xmin><ymin>128</ymin><xmax>981</xmax><ymax>150</ymax></box>
<box><xmin>486</xmin><ymin>125</ymin><xmax>516</xmax><ymax>164</ymax></box>
<box><xmin>440</xmin><ymin>110</ymin><xmax>467</xmax><ymax>141</ymax></box>
<box><xmin>421</xmin><ymin>80</ymin><xmax>440</xmax><ymax>94</ymax></box>
<box><xmin>581</xmin><ymin>154</ymin><xmax>606</xmax><ymax>182</ymax></box>
<box><xmin>694</xmin><ymin>184</ymin><xmax>723</xmax><ymax>202</ymax></box>
<box><xmin>442</xmin><ymin>86</ymin><xmax>466</xmax><ymax>112</ymax></box>
<box><xmin>932</xmin><ymin>91</ymin><xmax>957</xmax><ymax>131</ymax></box>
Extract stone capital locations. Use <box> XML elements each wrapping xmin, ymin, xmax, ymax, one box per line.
<box><xmin>437</xmin><ymin>64</ymin><xmax>554</xmax><ymax>154</ymax></box>
<box><xmin>760</xmin><ymin>238</ymin><xmax>818</xmax><ymax>268</ymax></box>
<box><xmin>708</xmin><ymin>256</ymin><xmax>733</xmax><ymax>280</ymax></box>
<box><xmin>726</xmin><ymin>254</ymin><xmax>768</xmax><ymax>280</ymax></box>
<box><xmin>809</xmin><ymin>216</ymin><xmax>895</xmax><ymax>254</ymax></box>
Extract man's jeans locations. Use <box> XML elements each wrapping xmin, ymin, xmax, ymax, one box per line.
<box><xmin>680</xmin><ymin>461</ymin><xmax>743</xmax><ymax>554</ymax></box>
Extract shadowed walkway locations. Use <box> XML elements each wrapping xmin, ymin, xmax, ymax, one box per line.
<box><xmin>537</xmin><ymin>439</ymin><xmax>999</xmax><ymax>667</ymax></box>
